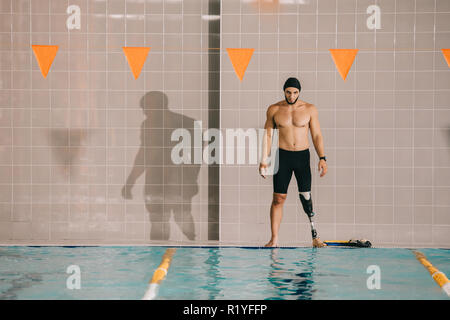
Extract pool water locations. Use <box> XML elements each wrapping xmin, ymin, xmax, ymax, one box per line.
<box><xmin>0</xmin><ymin>246</ymin><xmax>448</xmax><ymax>300</ymax></box>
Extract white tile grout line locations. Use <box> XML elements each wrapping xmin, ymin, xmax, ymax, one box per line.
<box><xmin>333</xmin><ymin>0</ymin><xmax>337</xmax><ymax>240</ymax></box>
<box><xmin>10</xmin><ymin>0</ymin><xmax>14</xmax><ymax>232</ymax></box>
<box><xmin>30</xmin><ymin>0</ymin><xmax>33</xmax><ymax>238</ymax></box>
<box><xmin>373</xmin><ymin>0</ymin><xmax>377</xmax><ymax>241</ymax></box>
<box><xmin>144</xmin><ymin>0</ymin><xmax>147</xmax><ymax>241</ymax></box>
<box><xmin>162</xmin><ymin>1</ymin><xmax>167</xmax><ymax>242</ymax></box>
<box><xmin>239</xmin><ymin>0</ymin><xmax>242</xmax><ymax>243</ymax></box>
<box><xmin>125</xmin><ymin>0</ymin><xmax>127</xmax><ymax>240</ymax></box>
<box><xmin>393</xmin><ymin>0</ymin><xmax>398</xmax><ymax>241</ymax></box>
<box><xmin>412</xmin><ymin>0</ymin><xmax>415</xmax><ymax>245</ymax></box>
<box><xmin>432</xmin><ymin>0</ymin><xmax>436</xmax><ymax>244</ymax></box>
<box><xmin>9</xmin><ymin>0</ymin><xmax>12</xmax><ymax>230</ymax></box>
<box><xmin>392</xmin><ymin>0</ymin><xmax>396</xmax><ymax>241</ymax></box>
<box><xmin>354</xmin><ymin>0</ymin><xmax>357</xmax><ymax>236</ymax></box>
<box><xmin>48</xmin><ymin>0</ymin><xmax>53</xmax><ymax>242</ymax></box>
<box><xmin>106</xmin><ymin>0</ymin><xmax>109</xmax><ymax>236</ymax></box>
<box><xmin>219</xmin><ymin>0</ymin><xmax>222</xmax><ymax>242</ymax></box>
<box><xmin>181</xmin><ymin>0</ymin><xmax>184</xmax><ymax>242</ymax></box>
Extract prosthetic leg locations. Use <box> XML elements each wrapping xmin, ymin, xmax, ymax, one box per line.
<box><xmin>299</xmin><ymin>192</ymin><xmax>319</xmax><ymax>240</ymax></box>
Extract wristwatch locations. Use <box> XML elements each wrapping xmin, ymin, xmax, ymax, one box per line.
<box><xmin>319</xmin><ymin>156</ymin><xmax>327</xmax><ymax>161</ymax></box>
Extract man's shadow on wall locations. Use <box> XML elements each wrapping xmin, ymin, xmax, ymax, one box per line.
<box><xmin>121</xmin><ymin>91</ymin><xmax>200</xmax><ymax>241</ymax></box>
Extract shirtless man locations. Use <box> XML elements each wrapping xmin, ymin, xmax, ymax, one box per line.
<box><xmin>259</xmin><ymin>77</ymin><xmax>327</xmax><ymax>248</ymax></box>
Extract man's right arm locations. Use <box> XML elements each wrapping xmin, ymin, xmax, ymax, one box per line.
<box><xmin>261</xmin><ymin>105</ymin><xmax>276</xmax><ymax>165</ymax></box>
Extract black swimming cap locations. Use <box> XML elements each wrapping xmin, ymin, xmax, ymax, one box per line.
<box><xmin>283</xmin><ymin>77</ymin><xmax>301</xmax><ymax>92</ymax></box>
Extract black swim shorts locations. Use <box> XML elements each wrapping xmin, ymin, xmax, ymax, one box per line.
<box><xmin>273</xmin><ymin>147</ymin><xmax>311</xmax><ymax>194</ymax></box>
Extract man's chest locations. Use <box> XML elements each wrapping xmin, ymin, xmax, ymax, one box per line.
<box><xmin>274</xmin><ymin>109</ymin><xmax>310</xmax><ymax>129</ymax></box>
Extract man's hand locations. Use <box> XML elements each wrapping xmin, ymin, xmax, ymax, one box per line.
<box><xmin>318</xmin><ymin>159</ymin><xmax>327</xmax><ymax>177</ymax></box>
<box><xmin>259</xmin><ymin>162</ymin><xmax>268</xmax><ymax>179</ymax></box>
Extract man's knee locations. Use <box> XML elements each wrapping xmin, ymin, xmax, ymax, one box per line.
<box><xmin>272</xmin><ymin>193</ymin><xmax>287</xmax><ymax>206</ymax></box>
<box><xmin>299</xmin><ymin>191</ymin><xmax>314</xmax><ymax>217</ymax></box>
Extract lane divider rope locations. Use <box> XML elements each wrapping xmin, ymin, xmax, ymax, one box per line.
<box><xmin>412</xmin><ymin>250</ymin><xmax>450</xmax><ymax>297</ymax></box>
<box><xmin>142</xmin><ymin>248</ymin><xmax>176</xmax><ymax>300</ymax></box>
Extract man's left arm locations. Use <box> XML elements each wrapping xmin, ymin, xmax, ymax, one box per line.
<box><xmin>309</xmin><ymin>105</ymin><xmax>327</xmax><ymax>177</ymax></box>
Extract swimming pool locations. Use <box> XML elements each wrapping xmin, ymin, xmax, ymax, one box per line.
<box><xmin>0</xmin><ymin>246</ymin><xmax>448</xmax><ymax>300</ymax></box>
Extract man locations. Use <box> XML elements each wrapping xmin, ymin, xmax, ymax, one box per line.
<box><xmin>259</xmin><ymin>77</ymin><xmax>327</xmax><ymax>248</ymax></box>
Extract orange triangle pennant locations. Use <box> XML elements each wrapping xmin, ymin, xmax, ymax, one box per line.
<box><xmin>226</xmin><ymin>48</ymin><xmax>254</xmax><ymax>81</ymax></box>
<box><xmin>329</xmin><ymin>49</ymin><xmax>359</xmax><ymax>81</ymax></box>
<box><xmin>122</xmin><ymin>47</ymin><xmax>151</xmax><ymax>80</ymax></box>
<box><xmin>31</xmin><ymin>45</ymin><xmax>59</xmax><ymax>78</ymax></box>
<box><xmin>442</xmin><ymin>49</ymin><xmax>450</xmax><ymax>68</ymax></box>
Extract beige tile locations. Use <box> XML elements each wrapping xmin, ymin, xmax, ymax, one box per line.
<box><xmin>107</xmin><ymin>204</ymin><xmax>125</xmax><ymax>222</ymax></box>
<box><xmin>0</xmin><ymin>221</ymin><xmax>12</xmax><ymax>240</ymax></box>
<box><xmin>125</xmin><ymin>222</ymin><xmax>146</xmax><ymax>240</ymax></box>
<box><xmin>335</xmin><ymin>224</ymin><xmax>355</xmax><ymax>240</ymax></box>
<box><xmin>12</xmin><ymin>184</ymin><xmax>30</xmax><ymax>203</ymax></box>
<box><xmin>220</xmin><ymin>223</ymin><xmax>240</xmax><ymax>243</ymax></box>
<box><xmin>433</xmin><ymin>206</ymin><xmax>450</xmax><ymax>225</ymax></box>
<box><xmin>393</xmin><ymin>225</ymin><xmax>413</xmax><ymax>245</ymax></box>
<box><xmin>414</xmin><ymin>130</ymin><xmax>433</xmax><ymax>148</ymax></box>
<box><xmin>356</xmin><ymin>129</ymin><xmax>374</xmax><ymax>148</ymax></box>
<box><xmin>414</xmin><ymin>187</ymin><xmax>432</xmax><ymax>206</ymax></box>
<box><xmin>88</xmin><ymin>203</ymin><xmax>107</xmax><ymax>222</ymax></box>
<box><xmin>355</xmin><ymin>149</ymin><xmax>374</xmax><ymax>167</ymax></box>
<box><xmin>394</xmin><ymin>168</ymin><xmax>413</xmax><ymax>186</ymax></box>
<box><xmin>394</xmin><ymin>187</ymin><xmax>413</xmax><ymax>206</ymax></box>
<box><xmin>50</xmin><ymin>203</ymin><xmax>68</xmax><ymax>222</ymax></box>
<box><xmin>278</xmin><ymin>222</ymin><xmax>297</xmax><ymax>244</ymax></box>
<box><xmin>432</xmin><ymin>226</ymin><xmax>450</xmax><ymax>246</ymax></box>
<box><xmin>239</xmin><ymin>223</ymin><xmax>264</xmax><ymax>243</ymax></box>
<box><xmin>374</xmin><ymin>225</ymin><xmax>394</xmax><ymax>244</ymax></box>
<box><xmin>316</xmin><ymin>186</ymin><xmax>335</xmax><ymax>205</ymax></box>
<box><xmin>12</xmin><ymin>203</ymin><xmax>31</xmax><ymax>222</ymax></box>
<box><xmin>356</xmin><ymin>186</ymin><xmax>373</xmax><ymax>205</ymax></box>
<box><xmin>336</xmin><ymin>148</ymin><xmax>355</xmax><ymax>166</ymax></box>
<box><xmin>394</xmin><ymin>149</ymin><xmax>413</xmax><ymax>167</ymax></box>
<box><xmin>434</xmin><ymin>168</ymin><xmax>450</xmax><ymax>187</ymax></box>
<box><xmin>315</xmin><ymin>223</ymin><xmax>336</xmax><ymax>241</ymax></box>
<box><xmin>414</xmin><ymin>168</ymin><xmax>433</xmax><ymax>186</ymax></box>
<box><xmin>375</xmin><ymin>168</ymin><xmax>394</xmax><ymax>185</ymax></box>
<box><xmin>374</xmin><ymin>129</ymin><xmax>394</xmax><ymax>148</ymax></box>
<box><xmin>375</xmin><ymin>186</ymin><xmax>393</xmax><ymax>205</ymax></box>
<box><xmin>336</xmin><ymin>205</ymin><xmax>355</xmax><ymax>224</ymax></box>
<box><xmin>125</xmin><ymin>204</ymin><xmax>146</xmax><ymax>222</ymax></box>
<box><xmin>31</xmin><ymin>222</ymin><xmax>49</xmax><ymax>240</ymax></box>
<box><xmin>374</xmin><ymin>110</ymin><xmax>394</xmax><ymax>128</ymax></box>
<box><xmin>105</xmin><ymin>222</ymin><xmax>125</xmax><ymax>240</ymax></box>
<box><xmin>355</xmin><ymin>206</ymin><xmax>373</xmax><ymax>224</ymax></box>
<box><xmin>31</xmin><ymin>204</ymin><xmax>50</xmax><ymax>222</ymax></box>
<box><xmin>12</xmin><ymin>222</ymin><xmax>32</xmax><ymax>240</ymax></box>
<box><xmin>375</xmin><ymin>149</ymin><xmax>394</xmax><ymax>167</ymax></box>
<box><xmin>374</xmin><ymin>206</ymin><xmax>393</xmax><ymax>224</ymax></box>
<box><xmin>413</xmin><ymin>225</ymin><xmax>433</xmax><ymax>244</ymax></box>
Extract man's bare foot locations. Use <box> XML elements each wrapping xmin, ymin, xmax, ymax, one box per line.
<box><xmin>264</xmin><ymin>239</ymin><xmax>279</xmax><ymax>247</ymax></box>
<box><xmin>312</xmin><ymin>238</ymin><xmax>326</xmax><ymax>248</ymax></box>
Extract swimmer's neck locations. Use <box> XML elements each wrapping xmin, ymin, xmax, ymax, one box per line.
<box><xmin>281</xmin><ymin>100</ymin><xmax>307</xmax><ymax>108</ymax></box>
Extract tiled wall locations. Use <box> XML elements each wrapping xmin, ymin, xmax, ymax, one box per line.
<box><xmin>1</xmin><ymin>0</ymin><xmax>449</xmax><ymax>247</ymax></box>
<box><xmin>220</xmin><ymin>0</ymin><xmax>450</xmax><ymax>247</ymax></box>
<box><xmin>0</xmin><ymin>0</ymin><xmax>219</xmax><ymax>243</ymax></box>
